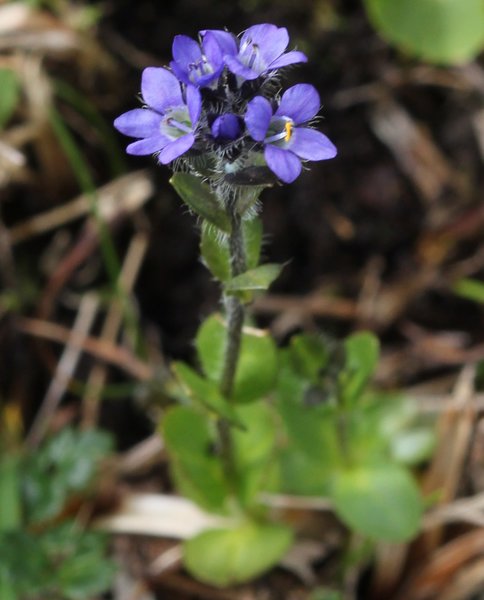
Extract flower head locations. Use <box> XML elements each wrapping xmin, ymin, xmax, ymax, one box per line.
<box><xmin>114</xmin><ymin>67</ymin><xmax>201</xmax><ymax>164</ymax></box>
<box><xmin>170</xmin><ymin>31</ymin><xmax>236</xmax><ymax>88</ymax></box>
<box><xmin>224</xmin><ymin>24</ymin><xmax>307</xmax><ymax>81</ymax></box>
<box><xmin>245</xmin><ymin>84</ymin><xmax>337</xmax><ymax>183</ymax></box>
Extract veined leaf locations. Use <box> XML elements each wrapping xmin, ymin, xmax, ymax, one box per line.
<box><xmin>170</xmin><ymin>173</ymin><xmax>231</xmax><ymax>232</ymax></box>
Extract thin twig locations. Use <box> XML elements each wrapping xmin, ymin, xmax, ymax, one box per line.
<box><xmin>26</xmin><ymin>294</ymin><xmax>99</xmax><ymax>448</ymax></box>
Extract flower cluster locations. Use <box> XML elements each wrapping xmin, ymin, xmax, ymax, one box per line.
<box><xmin>114</xmin><ymin>24</ymin><xmax>336</xmax><ymax>185</ymax></box>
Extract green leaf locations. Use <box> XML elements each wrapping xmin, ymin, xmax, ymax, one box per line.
<box><xmin>233</xmin><ymin>403</ymin><xmax>277</xmax><ymax>506</ymax></box>
<box><xmin>364</xmin><ymin>0</ymin><xmax>484</xmax><ymax>65</ymax></box>
<box><xmin>0</xmin><ymin>69</ymin><xmax>20</xmax><ymax>130</ymax></box>
<box><xmin>196</xmin><ymin>314</ymin><xmax>278</xmax><ymax>403</ymax></box>
<box><xmin>170</xmin><ymin>173</ymin><xmax>231</xmax><ymax>232</ymax></box>
<box><xmin>22</xmin><ymin>428</ymin><xmax>113</xmax><ymax>524</ymax></box>
<box><xmin>162</xmin><ymin>406</ymin><xmax>229</xmax><ymax>511</ymax></box>
<box><xmin>454</xmin><ymin>277</ymin><xmax>484</xmax><ymax>304</ymax></box>
<box><xmin>331</xmin><ymin>464</ymin><xmax>422</xmax><ymax>541</ymax></box>
<box><xmin>276</xmin><ymin>354</ymin><xmax>341</xmax><ymax>465</ymax></box>
<box><xmin>201</xmin><ymin>225</ymin><xmax>231</xmax><ymax>281</ymax></box>
<box><xmin>173</xmin><ymin>362</ymin><xmax>242</xmax><ymax>424</ymax></box>
<box><xmin>57</xmin><ymin>540</ymin><xmax>115</xmax><ymax>600</ymax></box>
<box><xmin>390</xmin><ymin>428</ymin><xmax>436</xmax><ymax>465</ymax></box>
<box><xmin>225</xmin><ymin>263</ymin><xmax>284</xmax><ymax>293</ymax></box>
<box><xmin>184</xmin><ymin>521</ymin><xmax>293</xmax><ymax>587</ymax></box>
<box><xmin>289</xmin><ymin>334</ymin><xmax>330</xmax><ymax>382</ymax></box>
<box><xmin>0</xmin><ymin>572</ymin><xmax>16</xmax><ymax>600</ymax></box>
<box><xmin>277</xmin><ymin>448</ymin><xmax>331</xmax><ymax>496</ymax></box>
<box><xmin>162</xmin><ymin>405</ymin><xmax>214</xmax><ymax>461</ymax></box>
<box><xmin>0</xmin><ymin>455</ymin><xmax>22</xmax><ymax>531</ymax></box>
<box><xmin>342</xmin><ymin>332</ymin><xmax>379</xmax><ymax>405</ymax></box>
<box><xmin>200</xmin><ymin>218</ymin><xmax>263</xmax><ymax>282</ymax></box>
<box><xmin>233</xmin><ymin>403</ymin><xmax>276</xmax><ymax>466</ymax></box>
<box><xmin>0</xmin><ymin>524</ymin><xmax>114</xmax><ymax>600</ymax></box>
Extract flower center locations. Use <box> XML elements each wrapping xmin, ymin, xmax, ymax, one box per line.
<box><xmin>188</xmin><ymin>55</ymin><xmax>214</xmax><ymax>83</ymax></box>
<box><xmin>240</xmin><ymin>38</ymin><xmax>262</xmax><ymax>71</ymax></box>
<box><xmin>284</xmin><ymin>121</ymin><xmax>293</xmax><ymax>142</ymax></box>
<box><xmin>161</xmin><ymin>107</ymin><xmax>192</xmax><ymax>139</ymax></box>
<box><xmin>265</xmin><ymin>117</ymin><xmax>294</xmax><ymax>146</ymax></box>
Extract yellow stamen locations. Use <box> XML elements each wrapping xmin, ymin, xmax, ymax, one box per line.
<box><xmin>284</xmin><ymin>121</ymin><xmax>293</xmax><ymax>142</ymax></box>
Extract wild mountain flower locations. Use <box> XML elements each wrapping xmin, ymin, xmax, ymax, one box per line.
<box><xmin>114</xmin><ymin>67</ymin><xmax>201</xmax><ymax>164</ymax></box>
<box><xmin>170</xmin><ymin>31</ymin><xmax>235</xmax><ymax>88</ymax></box>
<box><xmin>114</xmin><ymin>24</ymin><xmax>336</xmax><ymax>181</ymax></box>
<box><xmin>245</xmin><ymin>84</ymin><xmax>337</xmax><ymax>183</ymax></box>
<box><xmin>224</xmin><ymin>24</ymin><xmax>307</xmax><ymax>81</ymax></box>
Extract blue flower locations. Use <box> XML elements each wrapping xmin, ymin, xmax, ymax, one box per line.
<box><xmin>245</xmin><ymin>84</ymin><xmax>337</xmax><ymax>183</ymax></box>
<box><xmin>211</xmin><ymin>113</ymin><xmax>241</xmax><ymax>141</ymax></box>
<box><xmin>224</xmin><ymin>24</ymin><xmax>307</xmax><ymax>81</ymax></box>
<box><xmin>114</xmin><ymin>67</ymin><xmax>201</xmax><ymax>164</ymax></box>
<box><xmin>170</xmin><ymin>31</ymin><xmax>236</xmax><ymax>88</ymax></box>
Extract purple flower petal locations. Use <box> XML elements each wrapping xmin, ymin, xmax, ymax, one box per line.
<box><xmin>289</xmin><ymin>127</ymin><xmax>337</xmax><ymax>160</ymax></box>
<box><xmin>172</xmin><ymin>35</ymin><xmax>202</xmax><ymax>69</ymax></box>
<box><xmin>265</xmin><ymin>146</ymin><xmax>302</xmax><ymax>183</ymax></box>
<box><xmin>185</xmin><ymin>85</ymin><xmax>201</xmax><ymax>125</ymax></box>
<box><xmin>211</xmin><ymin>114</ymin><xmax>241</xmax><ymax>140</ymax></box>
<box><xmin>202</xmin><ymin>32</ymin><xmax>223</xmax><ymax>67</ymax></box>
<box><xmin>242</xmin><ymin>24</ymin><xmax>289</xmax><ymax>65</ymax></box>
<box><xmin>169</xmin><ymin>60</ymin><xmax>191</xmax><ymax>86</ymax></box>
<box><xmin>269</xmin><ymin>50</ymin><xmax>307</xmax><ymax>70</ymax></box>
<box><xmin>245</xmin><ymin>96</ymin><xmax>272</xmax><ymax>141</ymax></box>
<box><xmin>126</xmin><ymin>135</ymin><xmax>168</xmax><ymax>156</ymax></box>
<box><xmin>276</xmin><ymin>84</ymin><xmax>320</xmax><ymax>124</ymax></box>
<box><xmin>158</xmin><ymin>133</ymin><xmax>195</xmax><ymax>164</ymax></box>
<box><xmin>224</xmin><ymin>55</ymin><xmax>259</xmax><ymax>80</ymax></box>
<box><xmin>141</xmin><ymin>67</ymin><xmax>183</xmax><ymax>113</ymax></box>
<box><xmin>114</xmin><ymin>109</ymin><xmax>160</xmax><ymax>138</ymax></box>
<box><xmin>201</xmin><ymin>29</ymin><xmax>237</xmax><ymax>57</ymax></box>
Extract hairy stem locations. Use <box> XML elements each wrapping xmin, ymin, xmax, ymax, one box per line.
<box><xmin>220</xmin><ymin>210</ymin><xmax>246</xmax><ymax>397</ymax></box>
<box><xmin>217</xmin><ymin>202</ymin><xmax>247</xmax><ymax>491</ymax></box>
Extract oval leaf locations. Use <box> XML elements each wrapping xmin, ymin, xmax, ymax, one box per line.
<box><xmin>331</xmin><ymin>464</ymin><xmax>422</xmax><ymax>541</ymax></box>
<box><xmin>342</xmin><ymin>331</ymin><xmax>379</xmax><ymax>405</ymax></box>
<box><xmin>184</xmin><ymin>521</ymin><xmax>293</xmax><ymax>587</ymax></box>
<box><xmin>173</xmin><ymin>362</ymin><xmax>242</xmax><ymax>424</ymax></box>
<box><xmin>162</xmin><ymin>406</ymin><xmax>229</xmax><ymax>511</ymax></box>
<box><xmin>200</xmin><ymin>225</ymin><xmax>231</xmax><ymax>282</ymax></box>
<box><xmin>365</xmin><ymin>0</ymin><xmax>484</xmax><ymax>64</ymax></box>
<box><xmin>170</xmin><ymin>173</ymin><xmax>231</xmax><ymax>232</ymax></box>
<box><xmin>196</xmin><ymin>315</ymin><xmax>278</xmax><ymax>403</ymax></box>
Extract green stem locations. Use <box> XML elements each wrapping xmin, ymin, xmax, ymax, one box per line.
<box><xmin>217</xmin><ymin>202</ymin><xmax>247</xmax><ymax>491</ymax></box>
